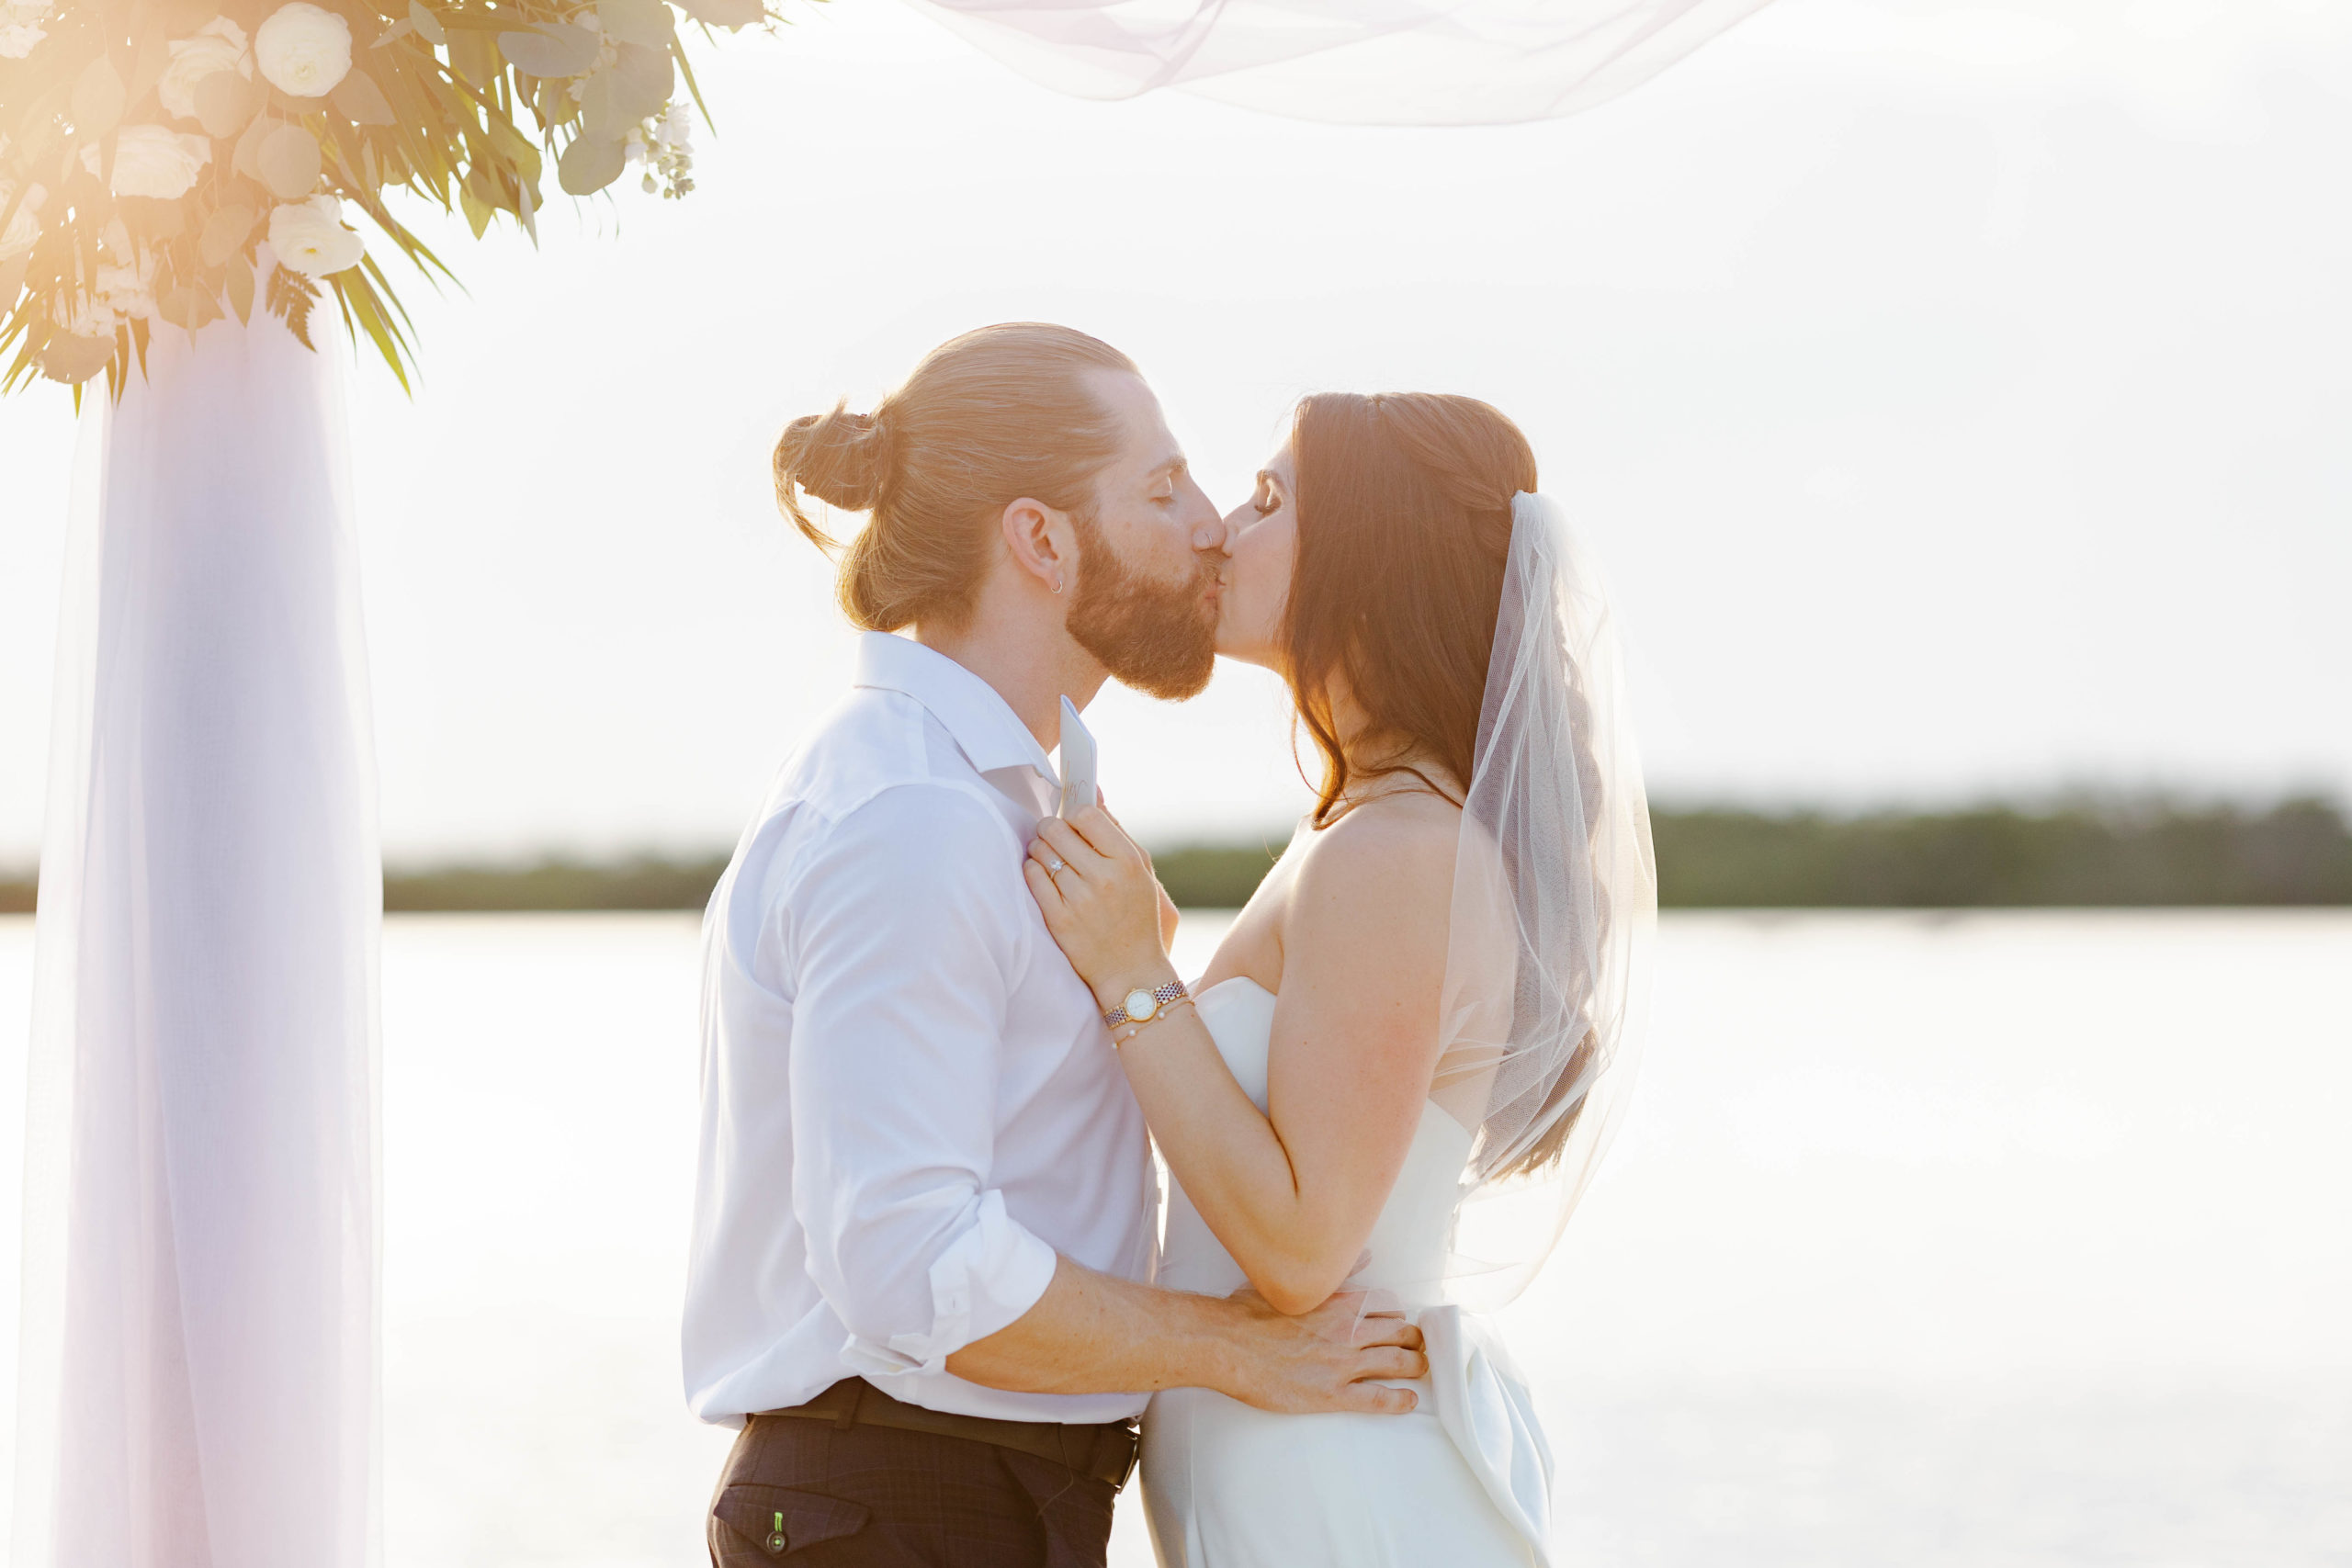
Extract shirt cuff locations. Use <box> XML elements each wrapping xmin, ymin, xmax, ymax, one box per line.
<box><xmin>841</xmin><ymin>1190</ymin><xmax>1060</xmax><ymax>1378</ymax></box>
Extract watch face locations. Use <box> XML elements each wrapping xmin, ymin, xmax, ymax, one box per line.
<box><xmin>1124</xmin><ymin>987</ymin><xmax>1159</xmax><ymax>1021</ymax></box>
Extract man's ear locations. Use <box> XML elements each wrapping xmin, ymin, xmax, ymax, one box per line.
<box><xmin>1000</xmin><ymin>497</ymin><xmax>1076</xmax><ymax>596</ymax></box>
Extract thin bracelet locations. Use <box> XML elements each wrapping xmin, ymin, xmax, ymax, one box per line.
<box><xmin>1112</xmin><ymin>994</ymin><xmax>1195</xmax><ymax>1049</ymax></box>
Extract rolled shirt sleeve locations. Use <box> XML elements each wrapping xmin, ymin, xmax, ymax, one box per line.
<box><xmin>785</xmin><ymin>782</ymin><xmax>1061</xmax><ymax>1375</ymax></box>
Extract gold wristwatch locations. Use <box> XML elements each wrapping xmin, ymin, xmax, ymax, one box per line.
<box><xmin>1103</xmin><ymin>979</ymin><xmax>1189</xmax><ymax>1031</ymax></box>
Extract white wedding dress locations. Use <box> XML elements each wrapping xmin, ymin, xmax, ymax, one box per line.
<box><xmin>1140</xmin><ymin>976</ymin><xmax>1555</xmax><ymax>1568</ymax></box>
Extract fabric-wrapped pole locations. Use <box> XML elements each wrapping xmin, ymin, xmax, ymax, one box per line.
<box><xmin>14</xmin><ymin>299</ymin><xmax>381</xmax><ymax>1568</ymax></box>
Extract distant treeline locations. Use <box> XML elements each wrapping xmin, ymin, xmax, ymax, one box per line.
<box><xmin>3</xmin><ymin>798</ymin><xmax>2346</xmax><ymax>914</ymax></box>
<box><xmin>1164</xmin><ymin>796</ymin><xmax>2352</xmax><ymax>908</ymax></box>
<box><xmin>1650</xmin><ymin>796</ymin><xmax>2352</xmax><ymax>908</ymax></box>
<box><xmin>382</xmin><ymin>856</ymin><xmax>730</xmax><ymax>912</ymax></box>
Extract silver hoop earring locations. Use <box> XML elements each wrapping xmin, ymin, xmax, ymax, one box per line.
<box><xmin>1053</xmin><ymin>578</ymin><xmax>1064</xmax><ymax>595</ymax></box>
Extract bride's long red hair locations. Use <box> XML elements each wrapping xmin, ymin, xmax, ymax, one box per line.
<box><xmin>1284</xmin><ymin>393</ymin><xmax>1537</xmax><ymax>825</ymax></box>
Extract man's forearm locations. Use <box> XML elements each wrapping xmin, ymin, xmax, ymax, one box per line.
<box><xmin>944</xmin><ymin>1255</ymin><xmax>1238</xmax><ymax>1396</ymax></box>
<box><xmin>944</xmin><ymin>1254</ymin><xmax>1428</xmax><ymax>1416</ymax></box>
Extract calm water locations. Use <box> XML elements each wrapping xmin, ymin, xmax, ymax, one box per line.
<box><xmin>0</xmin><ymin>910</ymin><xmax>2346</xmax><ymax>1566</ymax></box>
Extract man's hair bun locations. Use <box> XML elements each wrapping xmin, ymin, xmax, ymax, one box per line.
<box><xmin>774</xmin><ymin>403</ymin><xmax>896</xmax><ymax>547</ymax></box>
<box><xmin>769</xmin><ymin>322</ymin><xmax>1139</xmax><ymax>632</ymax></box>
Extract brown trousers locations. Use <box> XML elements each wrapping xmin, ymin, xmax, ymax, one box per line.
<box><xmin>707</xmin><ymin>1399</ymin><xmax>1121</xmax><ymax>1567</ymax></box>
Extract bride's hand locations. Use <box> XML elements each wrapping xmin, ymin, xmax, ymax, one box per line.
<box><xmin>1023</xmin><ymin>803</ymin><xmax>1179</xmax><ymax>1006</ymax></box>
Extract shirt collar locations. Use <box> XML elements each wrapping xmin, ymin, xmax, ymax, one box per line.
<box><xmin>853</xmin><ymin>632</ymin><xmax>1058</xmax><ymax>784</ymax></box>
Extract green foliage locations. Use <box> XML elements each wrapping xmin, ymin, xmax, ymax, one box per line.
<box><xmin>12</xmin><ymin>799</ymin><xmax>2343</xmax><ymax>915</ymax></box>
<box><xmin>1651</xmin><ymin>796</ymin><xmax>2352</xmax><ymax>908</ymax></box>
<box><xmin>0</xmin><ymin>0</ymin><xmax>766</xmax><ymax>392</ymax></box>
<box><xmin>1150</xmin><ymin>842</ymin><xmax>1285</xmax><ymax>909</ymax></box>
<box><xmin>263</xmin><ymin>253</ymin><xmax>314</xmax><ymax>342</ymax></box>
<box><xmin>381</xmin><ymin>853</ymin><xmax>730</xmax><ymax>909</ymax></box>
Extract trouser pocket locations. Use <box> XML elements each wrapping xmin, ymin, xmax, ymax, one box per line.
<box><xmin>710</xmin><ymin>1482</ymin><xmax>870</xmax><ymax>1562</ymax></box>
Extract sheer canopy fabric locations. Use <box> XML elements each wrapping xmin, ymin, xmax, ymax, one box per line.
<box><xmin>897</xmin><ymin>0</ymin><xmax>1770</xmax><ymax>124</ymax></box>
<box><xmin>1434</xmin><ymin>492</ymin><xmax>1655</xmax><ymax>1310</ymax></box>
<box><xmin>15</xmin><ymin>299</ymin><xmax>381</xmax><ymax>1568</ymax></box>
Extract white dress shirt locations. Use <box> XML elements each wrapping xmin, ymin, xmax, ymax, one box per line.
<box><xmin>684</xmin><ymin>633</ymin><xmax>1157</xmax><ymax>1427</ymax></box>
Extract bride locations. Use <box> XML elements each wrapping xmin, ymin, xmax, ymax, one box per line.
<box><xmin>1022</xmin><ymin>391</ymin><xmax>1654</xmax><ymax>1567</ymax></box>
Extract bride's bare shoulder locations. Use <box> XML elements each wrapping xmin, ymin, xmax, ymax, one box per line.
<box><xmin>1289</xmin><ymin>790</ymin><xmax>1462</xmax><ymax>938</ymax></box>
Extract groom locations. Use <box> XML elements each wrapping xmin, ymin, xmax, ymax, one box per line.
<box><xmin>685</xmin><ymin>323</ymin><xmax>1426</xmax><ymax>1567</ymax></box>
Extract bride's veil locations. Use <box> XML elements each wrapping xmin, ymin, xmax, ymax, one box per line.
<box><xmin>1431</xmin><ymin>491</ymin><xmax>1656</xmax><ymax>1310</ymax></box>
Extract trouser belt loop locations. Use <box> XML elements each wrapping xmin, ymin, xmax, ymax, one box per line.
<box><xmin>833</xmin><ymin>1378</ymin><xmax>863</xmax><ymax>1432</ymax></box>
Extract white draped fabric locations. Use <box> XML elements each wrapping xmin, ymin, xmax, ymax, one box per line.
<box><xmin>15</xmin><ymin>299</ymin><xmax>381</xmax><ymax>1568</ymax></box>
<box><xmin>896</xmin><ymin>0</ymin><xmax>1770</xmax><ymax>124</ymax></box>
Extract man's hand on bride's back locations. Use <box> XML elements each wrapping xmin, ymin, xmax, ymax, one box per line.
<box><xmin>1219</xmin><ymin>1285</ymin><xmax>1427</xmax><ymax>1416</ymax></box>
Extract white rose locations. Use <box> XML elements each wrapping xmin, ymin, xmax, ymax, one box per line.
<box><xmin>254</xmin><ymin>2</ymin><xmax>350</xmax><ymax>98</ymax></box>
<box><xmin>59</xmin><ymin>298</ymin><xmax>119</xmax><ymax>340</ymax></box>
<box><xmin>79</xmin><ymin>124</ymin><xmax>212</xmax><ymax>200</ymax></box>
<box><xmin>0</xmin><ymin>180</ymin><xmax>42</xmax><ymax>258</ymax></box>
<box><xmin>0</xmin><ymin>21</ymin><xmax>45</xmax><ymax>56</ymax></box>
<box><xmin>96</xmin><ymin>250</ymin><xmax>160</xmax><ymax>320</ymax></box>
<box><xmin>268</xmin><ymin>194</ymin><xmax>365</xmax><ymax>276</ymax></box>
<box><xmin>157</xmin><ymin>17</ymin><xmax>253</xmax><ymax>121</ymax></box>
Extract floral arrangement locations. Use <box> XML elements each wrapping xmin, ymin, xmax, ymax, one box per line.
<box><xmin>0</xmin><ymin>0</ymin><xmax>761</xmax><ymax>392</ymax></box>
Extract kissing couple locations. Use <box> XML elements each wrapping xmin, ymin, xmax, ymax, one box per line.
<box><xmin>685</xmin><ymin>323</ymin><xmax>1654</xmax><ymax>1567</ymax></box>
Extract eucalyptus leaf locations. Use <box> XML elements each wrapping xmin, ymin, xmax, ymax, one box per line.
<box><xmin>612</xmin><ymin>42</ymin><xmax>675</xmax><ymax>119</ymax></box>
<box><xmin>596</xmin><ymin>0</ymin><xmax>674</xmax><ymax>49</ymax></box>
<box><xmin>462</xmin><ymin>165</ymin><xmax>509</xmax><ymax>216</ymax></box>
<box><xmin>121</xmin><ymin>196</ymin><xmax>185</xmax><ymax>241</ymax></box>
<box><xmin>158</xmin><ymin>285</ymin><xmax>220</xmax><ymax>331</ymax></box>
<box><xmin>231</xmin><ymin>112</ymin><xmax>274</xmax><ymax>185</ymax></box>
<box><xmin>409</xmin><ymin>0</ymin><xmax>446</xmax><ymax>46</ymax></box>
<box><xmin>447</xmin><ymin>31</ymin><xmax>499</xmax><ymax>85</ymax></box>
<box><xmin>199</xmin><ymin>203</ymin><xmax>257</xmax><ymax>267</ymax></box>
<box><xmin>576</xmin><ymin>72</ymin><xmax>628</xmax><ymax>142</ymax></box>
<box><xmin>41</xmin><ymin>333</ymin><xmax>115</xmax><ymax>385</ymax></box>
<box><xmin>370</xmin><ymin>17</ymin><xmax>414</xmax><ymax>48</ymax></box>
<box><xmin>129</xmin><ymin>27</ymin><xmax>172</xmax><ymax>110</ymax></box>
<box><xmin>194</xmin><ymin>71</ymin><xmax>261</xmax><ymax>140</ymax></box>
<box><xmin>457</xmin><ymin>184</ymin><xmax>492</xmax><ymax>237</ymax></box>
<box><xmin>673</xmin><ymin>0</ymin><xmax>763</xmax><ymax>29</ymax></box>
<box><xmin>255</xmin><ymin>124</ymin><xmax>323</xmax><ymax>201</ymax></box>
<box><xmin>499</xmin><ymin>23</ymin><xmax>602</xmax><ymax>78</ymax></box>
<box><xmin>534</xmin><ymin>77</ymin><xmax>577</xmax><ymax>129</ymax></box>
<box><xmin>557</xmin><ymin>133</ymin><xmax>627</xmax><ymax>197</ymax></box>
<box><xmin>72</xmin><ymin>58</ymin><xmax>127</xmax><ymax>137</ymax></box>
<box><xmin>332</xmin><ymin>70</ymin><xmax>397</xmax><ymax>127</ymax></box>
<box><xmin>224</xmin><ymin>254</ymin><xmax>255</xmax><ymax>323</ymax></box>
<box><xmin>0</xmin><ymin>254</ymin><xmax>27</xmax><ymax>307</ymax></box>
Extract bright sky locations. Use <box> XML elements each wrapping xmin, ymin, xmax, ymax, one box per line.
<box><xmin>2</xmin><ymin>0</ymin><xmax>2346</xmax><ymax>865</ymax></box>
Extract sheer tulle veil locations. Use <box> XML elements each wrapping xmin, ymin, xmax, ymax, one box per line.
<box><xmin>1433</xmin><ymin>491</ymin><xmax>1655</xmax><ymax>1310</ymax></box>
<box><xmin>895</xmin><ymin>0</ymin><xmax>1772</xmax><ymax>127</ymax></box>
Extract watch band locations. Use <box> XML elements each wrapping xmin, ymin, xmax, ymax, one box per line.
<box><xmin>1103</xmin><ymin>978</ymin><xmax>1189</xmax><ymax>1031</ymax></box>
